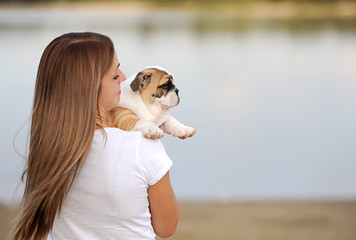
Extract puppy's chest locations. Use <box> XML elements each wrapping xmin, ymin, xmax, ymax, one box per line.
<box><xmin>145</xmin><ymin>106</ymin><xmax>170</xmax><ymax>126</ymax></box>
<box><xmin>150</xmin><ymin>116</ymin><xmax>167</xmax><ymax>127</ymax></box>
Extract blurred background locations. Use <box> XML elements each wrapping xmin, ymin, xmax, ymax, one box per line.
<box><xmin>1</xmin><ymin>0</ymin><xmax>356</xmax><ymax>239</ymax></box>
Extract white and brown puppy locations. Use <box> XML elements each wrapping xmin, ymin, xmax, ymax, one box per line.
<box><xmin>108</xmin><ymin>66</ymin><xmax>196</xmax><ymax>139</ymax></box>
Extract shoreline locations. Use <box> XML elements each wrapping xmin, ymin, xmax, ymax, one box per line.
<box><xmin>1</xmin><ymin>1</ymin><xmax>356</xmax><ymax>20</ymax></box>
<box><xmin>1</xmin><ymin>1</ymin><xmax>356</xmax><ymax>33</ymax></box>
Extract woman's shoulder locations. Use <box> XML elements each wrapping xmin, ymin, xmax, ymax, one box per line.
<box><xmin>94</xmin><ymin>127</ymin><xmax>165</xmax><ymax>148</ymax></box>
<box><xmin>95</xmin><ymin>127</ymin><xmax>139</xmax><ymax>140</ymax></box>
<box><xmin>95</xmin><ymin>127</ymin><xmax>136</xmax><ymax>135</ymax></box>
<box><xmin>95</xmin><ymin>127</ymin><xmax>157</xmax><ymax>142</ymax></box>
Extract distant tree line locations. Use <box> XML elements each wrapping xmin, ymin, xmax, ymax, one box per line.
<box><xmin>1</xmin><ymin>0</ymin><xmax>356</xmax><ymax>3</ymax></box>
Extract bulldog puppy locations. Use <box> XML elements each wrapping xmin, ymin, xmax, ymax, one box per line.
<box><xmin>108</xmin><ymin>66</ymin><xmax>196</xmax><ymax>139</ymax></box>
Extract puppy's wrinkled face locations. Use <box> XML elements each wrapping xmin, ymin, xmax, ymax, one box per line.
<box><xmin>130</xmin><ymin>68</ymin><xmax>180</xmax><ymax>109</ymax></box>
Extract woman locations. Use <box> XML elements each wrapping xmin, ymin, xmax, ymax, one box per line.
<box><xmin>10</xmin><ymin>32</ymin><xmax>178</xmax><ymax>240</ymax></box>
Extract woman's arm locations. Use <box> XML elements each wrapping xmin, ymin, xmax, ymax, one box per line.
<box><xmin>148</xmin><ymin>171</ymin><xmax>179</xmax><ymax>238</ymax></box>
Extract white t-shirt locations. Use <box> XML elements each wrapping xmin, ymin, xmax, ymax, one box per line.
<box><xmin>49</xmin><ymin>128</ymin><xmax>173</xmax><ymax>240</ymax></box>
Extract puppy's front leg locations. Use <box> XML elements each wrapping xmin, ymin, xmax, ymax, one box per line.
<box><xmin>160</xmin><ymin>116</ymin><xmax>196</xmax><ymax>139</ymax></box>
<box><xmin>134</xmin><ymin>120</ymin><xmax>164</xmax><ymax>139</ymax></box>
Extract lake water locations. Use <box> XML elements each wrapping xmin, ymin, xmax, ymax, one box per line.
<box><xmin>1</xmin><ymin>5</ymin><xmax>356</xmax><ymax>204</ymax></box>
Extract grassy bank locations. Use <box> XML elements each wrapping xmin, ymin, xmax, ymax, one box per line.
<box><xmin>2</xmin><ymin>0</ymin><xmax>356</xmax><ymax>18</ymax></box>
<box><xmin>2</xmin><ymin>202</ymin><xmax>356</xmax><ymax>240</ymax></box>
<box><xmin>1</xmin><ymin>1</ymin><xmax>356</xmax><ymax>33</ymax></box>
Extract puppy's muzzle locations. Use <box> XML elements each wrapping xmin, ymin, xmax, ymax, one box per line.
<box><xmin>175</xmin><ymin>88</ymin><xmax>180</xmax><ymax>105</ymax></box>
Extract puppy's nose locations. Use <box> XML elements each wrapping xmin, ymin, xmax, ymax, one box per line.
<box><xmin>175</xmin><ymin>89</ymin><xmax>179</xmax><ymax>95</ymax></box>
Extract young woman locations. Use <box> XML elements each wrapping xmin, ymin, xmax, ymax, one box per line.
<box><xmin>10</xmin><ymin>32</ymin><xmax>178</xmax><ymax>240</ymax></box>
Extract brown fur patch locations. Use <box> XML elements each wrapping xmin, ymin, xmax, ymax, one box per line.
<box><xmin>107</xmin><ymin>107</ymin><xmax>139</xmax><ymax>131</ymax></box>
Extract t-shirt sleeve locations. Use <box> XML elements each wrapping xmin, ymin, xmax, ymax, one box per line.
<box><xmin>136</xmin><ymin>135</ymin><xmax>173</xmax><ymax>186</ymax></box>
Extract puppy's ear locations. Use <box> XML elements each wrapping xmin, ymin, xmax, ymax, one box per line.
<box><xmin>130</xmin><ymin>74</ymin><xmax>140</xmax><ymax>92</ymax></box>
<box><xmin>130</xmin><ymin>72</ymin><xmax>151</xmax><ymax>92</ymax></box>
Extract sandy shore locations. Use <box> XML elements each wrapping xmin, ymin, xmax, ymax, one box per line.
<box><xmin>161</xmin><ymin>202</ymin><xmax>356</xmax><ymax>240</ymax></box>
<box><xmin>0</xmin><ymin>204</ymin><xmax>17</xmax><ymax>240</ymax></box>
<box><xmin>2</xmin><ymin>202</ymin><xmax>356</xmax><ymax>240</ymax></box>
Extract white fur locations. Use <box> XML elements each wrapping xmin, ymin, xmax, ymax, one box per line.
<box><xmin>118</xmin><ymin>66</ymin><xmax>196</xmax><ymax>139</ymax></box>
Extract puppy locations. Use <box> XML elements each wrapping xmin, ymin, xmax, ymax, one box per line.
<box><xmin>108</xmin><ymin>66</ymin><xmax>196</xmax><ymax>139</ymax></box>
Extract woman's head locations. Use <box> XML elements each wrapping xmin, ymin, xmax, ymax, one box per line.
<box><xmin>35</xmin><ymin>32</ymin><xmax>115</xmax><ymax>124</ymax></box>
<box><xmin>11</xmin><ymin>32</ymin><xmax>117</xmax><ymax>240</ymax></box>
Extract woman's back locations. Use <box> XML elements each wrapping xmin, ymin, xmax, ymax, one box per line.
<box><xmin>50</xmin><ymin>128</ymin><xmax>172</xmax><ymax>240</ymax></box>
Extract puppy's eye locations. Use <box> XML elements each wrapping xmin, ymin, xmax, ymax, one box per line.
<box><xmin>160</xmin><ymin>83</ymin><xmax>169</xmax><ymax>89</ymax></box>
<box><xmin>113</xmin><ymin>75</ymin><xmax>119</xmax><ymax>80</ymax></box>
<box><xmin>143</xmin><ymin>75</ymin><xmax>150</xmax><ymax>79</ymax></box>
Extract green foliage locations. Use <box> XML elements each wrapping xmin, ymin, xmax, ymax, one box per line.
<box><xmin>1</xmin><ymin>0</ymin><xmax>356</xmax><ymax>3</ymax></box>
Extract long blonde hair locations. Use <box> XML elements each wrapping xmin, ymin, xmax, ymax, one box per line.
<box><xmin>10</xmin><ymin>32</ymin><xmax>114</xmax><ymax>240</ymax></box>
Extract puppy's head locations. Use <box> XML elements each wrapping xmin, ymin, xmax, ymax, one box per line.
<box><xmin>130</xmin><ymin>67</ymin><xmax>180</xmax><ymax>109</ymax></box>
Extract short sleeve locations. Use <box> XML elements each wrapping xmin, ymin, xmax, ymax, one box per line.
<box><xmin>136</xmin><ymin>135</ymin><xmax>173</xmax><ymax>186</ymax></box>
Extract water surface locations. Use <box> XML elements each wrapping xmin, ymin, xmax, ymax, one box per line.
<box><xmin>1</xmin><ymin>5</ymin><xmax>356</xmax><ymax>204</ymax></box>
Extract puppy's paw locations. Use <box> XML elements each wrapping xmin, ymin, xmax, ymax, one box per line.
<box><xmin>172</xmin><ymin>126</ymin><xmax>196</xmax><ymax>139</ymax></box>
<box><xmin>140</xmin><ymin>123</ymin><xmax>164</xmax><ymax>139</ymax></box>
